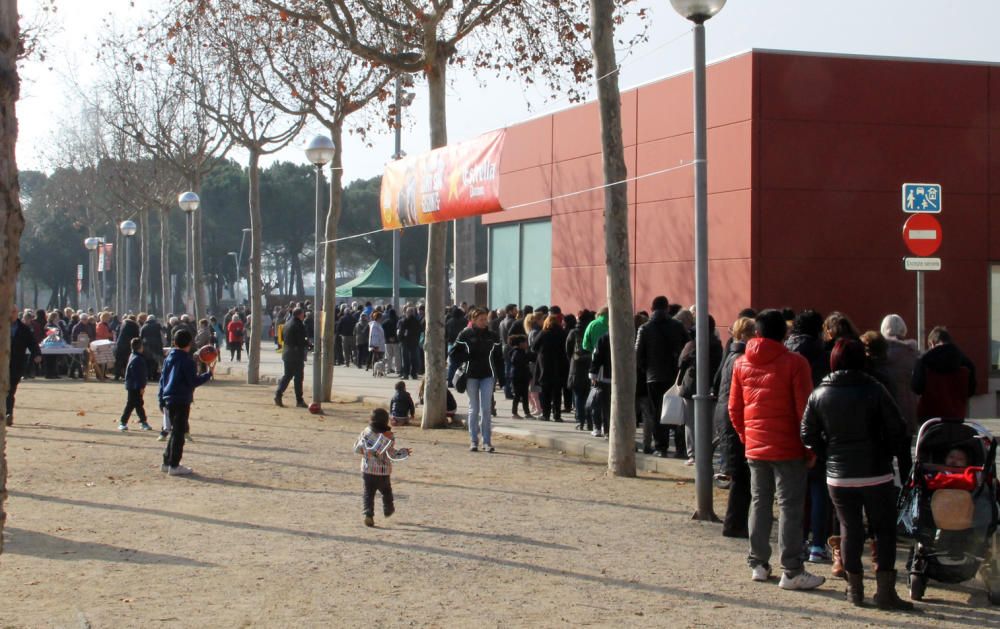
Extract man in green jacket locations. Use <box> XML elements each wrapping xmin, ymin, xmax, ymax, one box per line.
<box><xmin>581</xmin><ymin>307</ymin><xmax>609</xmax><ymax>353</ymax></box>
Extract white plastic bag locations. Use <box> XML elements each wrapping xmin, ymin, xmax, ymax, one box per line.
<box><xmin>659</xmin><ymin>385</ymin><xmax>684</xmax><ymax>425</ymax></box>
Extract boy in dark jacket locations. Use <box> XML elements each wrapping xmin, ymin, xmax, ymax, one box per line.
<box><xmin>508</xmin><ymin>335</ymin><xmax>533</xmax><ymax>418</ymax></box>
<box><xmin>119</xmin><ymin>338</ymin><xmax>151</xmax><ymax>432</ymax></box>
<box><xmin>390</xmin><ymin>380</ymin><xmax>415</xmax><ymax>426</ymax></box>
<box><xmin>158</xmin><ymin>328</ymin><xmax>213</xmax><ymax>476</ymax></box>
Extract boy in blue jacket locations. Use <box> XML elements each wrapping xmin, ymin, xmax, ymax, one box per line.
<box><xmin>119</xmin><ymin>337</ymin><xmax>151</xmax><ymax>432</ymax></box>
<box><xmin>158</xmin><ymin>328</ymin><xmax>213</xmax><ymax>476</ymax></box>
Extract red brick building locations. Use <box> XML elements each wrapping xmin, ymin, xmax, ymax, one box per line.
<box><xmin>484</xmin><ymin>49</ymin><xmax>1000</xmax><ymax>414</ymax></box>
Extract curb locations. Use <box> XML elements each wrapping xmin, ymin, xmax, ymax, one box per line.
<box><xmin>216</xmin><ymin>365</ymin><xmax>694</xmax><ymax>479</ymax></box>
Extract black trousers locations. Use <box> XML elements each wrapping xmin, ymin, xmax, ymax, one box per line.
<box><xmin>275</xmin><ymin>358</ymin><xmax>305</xmax><ymax>402</ymax></box>
<box><xmin>828</xmin><ymin>481</ymin><xmax>898</xmax><ymax>574</ymax></box>
<box><xmin>401</xmin><ymin>343</ymin><xmax>419</xmax><ymax>379</ymax></box>
<box><xmin>362</xmin><ymin>473</ymin><xmax>394</xmax><ymax>517</ymax></box>
<box><xmin>539</xmin><ymin>382</ymin><xmax>562</xmax><ymax>420</ymax></box>
<box><xmin>723</xmin><ymin>459</ymin><xmax>752</xmax><ymax>536</ymax></box>
<box><xmin>6</xmin><ymin>365</ymin><xmax>23</xmax><ymax>416</ymax></box>
<box><xmin>163</xmin><ymin>403</ymin><xmax>191</xmax><ymax>468</ymax></box>
<box><xmin>646</xmin><ymin>381</ymin><xmax>676</xmax><ymax>452</ymax></box>
<box><xmin>120</xmin><ymin>389</ymin><xmax>148</xmax><ymax>423</ymax></box>
<box><xmin>638</xmin><ymin>395</ymin><xmax>656</xmax><ymax>451</ymax></box>
<box><xmin>512</xmin><ymin>379</ymin><xmax>530</xmax><ymax>415</ymax></box>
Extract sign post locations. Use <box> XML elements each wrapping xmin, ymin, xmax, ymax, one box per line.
<box><xmin>902</xmin><ymin>188</ymin><xmax>943</xmax><ymax>352</ymax></box>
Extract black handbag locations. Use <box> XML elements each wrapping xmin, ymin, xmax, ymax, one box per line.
<box><xmin>455</xmin><ymin>362</ymin><xmax>469</xmax><ymax>394</ymax></box>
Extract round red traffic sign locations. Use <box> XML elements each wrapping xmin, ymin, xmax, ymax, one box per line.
<box><xmin>902</xmin><ymin>213</ymin><xmax>942</xmax><ymax>257</ymax></box>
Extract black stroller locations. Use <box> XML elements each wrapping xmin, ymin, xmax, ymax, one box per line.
<box><xmin>898</xmin><ymin>417</ymin><xmax>1000</xmax><ymax>603</ymax></box>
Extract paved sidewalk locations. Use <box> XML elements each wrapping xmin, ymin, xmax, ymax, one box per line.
<box><xmin>219</xmin><ymin>346</ymin><xmax>1000</xmax><ymax>478</ymax></box>
<box><xmin>217</xmin><ymin>348</ymin><xmax>696</xmax><ymax>477</ymax></box>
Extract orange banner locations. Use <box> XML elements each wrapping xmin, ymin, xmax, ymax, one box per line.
<box><xmin>380</xmin><ymin>129</ymin><xmax>505</xmax><ymax>229</ymax></box>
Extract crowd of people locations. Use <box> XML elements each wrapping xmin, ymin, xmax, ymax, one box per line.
<box><xmin>7</xmin><ymin>293</ymin><xmax>983</xmax><ymax>609</ymax></box>
<box><xmin>410</xmin><ymin>297</ymin><xmax>977</xmax><ymax>611</ymax></box>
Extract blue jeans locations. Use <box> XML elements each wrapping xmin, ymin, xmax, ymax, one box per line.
<box><xmin>808</xmin><ymin>468</ymin><xmax>829</xmax><ymax>547</ymax></box>
<box><xmin>573</xmin><ymin>389</ymin><xmax>588</xmax><ymax>425</ymax></box>
<box><xmin>466</xmin><ymin>376</ymin><xmax>494</xmax><ymax>447</ymax></box>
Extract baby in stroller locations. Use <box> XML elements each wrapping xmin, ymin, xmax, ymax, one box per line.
<box><xmin>899</xmin><ymin>418</ymin><xmax>1000</xmax><ymax>603</ymax></box>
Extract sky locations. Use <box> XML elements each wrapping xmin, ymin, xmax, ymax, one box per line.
<box><xmin>16</xmin><ymin>0</ymin><xmax>1000</xmax><ymax>184</ymax></box>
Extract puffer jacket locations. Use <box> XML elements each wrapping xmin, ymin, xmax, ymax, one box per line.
<box><xmin>801</xmin><ymin>369</ymin><xmax>908</xmax><ymax>479</ymax></box>
<box><xmin>452</xmin><ymin>325</ymin><xmax>503</xmax><ymax>381</ymax></box>
<box><xmin>729</xmin><ymin>337</ymin><xmax>813</xmax><ymax>461</ymax></box>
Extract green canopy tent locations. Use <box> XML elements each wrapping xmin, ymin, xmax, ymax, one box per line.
<box><xmin>335</xmin><ymin>259</ymin><xmax>425</xmax><ymax>298</ymax></box>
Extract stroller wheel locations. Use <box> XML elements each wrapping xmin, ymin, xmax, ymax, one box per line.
<box><xmin>909</xmin><ymin>572</ymin><xmax>927</xmax><ymax>601</ymax></box>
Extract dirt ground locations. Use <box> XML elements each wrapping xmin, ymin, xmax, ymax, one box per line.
<box><xmin>0</xmin><ymin>375</ymin><xmax>998</xmax><ymax>628</ymax></box>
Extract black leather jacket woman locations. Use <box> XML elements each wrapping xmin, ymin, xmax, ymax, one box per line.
<box><xmin>452</xmin><ymin>326</ymin><xmax>503</xmax><ymax>381</ymax></box>
<box><xmin>801</xmin><ymin>370</ymin><xmax>909</xmax><ymax>479</ymax></box>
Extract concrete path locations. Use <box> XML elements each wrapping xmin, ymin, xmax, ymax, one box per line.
<box><xmin>218</xmin><ymin>346</ymin><xmax>1000</xmax><ymax>478</ymax></box>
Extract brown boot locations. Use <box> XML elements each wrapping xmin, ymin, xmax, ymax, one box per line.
<box><xmin>828</xmin><ymin>535</ymin><xmax>846</xmax><ymax>579</ymax></box>
<box><xmin>874</xmin><ymin>570</ymin><xmax>914</xmax><ymax>611</ymax></box>
<box><xmin>845</xmin><ymin>572</ymin><xmax>865</xmax><ymax>606</ymax></box>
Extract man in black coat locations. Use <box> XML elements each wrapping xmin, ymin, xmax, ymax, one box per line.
<box><xmin>114</xmin><ymin>315</ymin><xmax>141</xmax><ymax>380</ymax></box>
<box><xmin>635</xmin><ymin>296</ymin><xmax>690</xmax><ymax>457</ymax></box>
<box><xmin>275</xmin><ymin>307</ymin><xmax>308</xmax><ymax>408</ymax></box>
<box><xmin>397</xmin><ymin>306</ymin><xmax>423</xmax><ymax>380</ymax></box>
<box><xmin>8</xmin><ymin>306</ymin><xmax>41</xmax><ymax>425</ymax></box>
<box><xmin>336</xmin><ymin>305</ymin><xmax>356</xmax><ymax>367</ymax></box>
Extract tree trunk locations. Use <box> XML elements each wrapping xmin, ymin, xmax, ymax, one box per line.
<box><xmin>139</xmin><ymin>207</ymin><xmax>149</xmax><ymax>312</ymax></box>
<box><xmin>0</xmin><ymin>0</ymin><xmax>23</xmax><ymax>555</ymax></box>
<box><xmin>291</xmin><ymin>252</ymin><xmax>305</xmax><ymax>299</ymax></box>
<box><xmin>592</xmin><ymin>0</ymin><xmax>636</xmax><ymax>477</ymax></box>
<box><xmin>421</xmin><ymin>50</ymin><xmax>449</xmax><ymax>429</ymax></box>
<box><xmin>160</xmin><ymin>209</ymin><xmax>170</xmax><ymax>318</ymax></box>
<box><xmin>321</xmin><ymin>121</ymin><xmax>344</xmax><ymax>402</ymax></box>
<box><xmin>114</xmin><ymin>227</ymin><xmax>123</xmax><ymax>314</ymax></box>
<box><xmin>247</xmin><ymin>149</ymin><xmax>264</xmax><ymax>385</ymax></box>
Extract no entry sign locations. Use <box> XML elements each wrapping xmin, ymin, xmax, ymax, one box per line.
<box><xmin>903</xmin><ymin>213</ymin><xmax>942</xmax><ymax>257</ymax></box>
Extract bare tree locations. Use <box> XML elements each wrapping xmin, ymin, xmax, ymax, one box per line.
<box><xmin>96</xmin><ymin>30</ymin><xmax>231</xmax><ymax>319</ymax></box>
<box><xmin>188</xmin><ymin>3</ymin><xmax>393</xmax><ymax>399</ymax></box>
<box><xmin>590</xmin><ymin>0</ymin><xmax>635</xmax><ymax>477</ymax></box>
<box><xmin>245</xmin><ymin>0</ymin><xmax>629</xmax><ymax>428</ymax></box>
<box><xmin>160</xmin><ymin>10</ymin><xmax>306</xmax><ymax>386</ymax></box>
<box><xmin>0</xmin><ymin>0</ymin><xmax>22</xmax><ymax>554</ymax></box>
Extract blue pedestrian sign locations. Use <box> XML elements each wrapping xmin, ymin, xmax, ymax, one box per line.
<box><xmin>902</xmin><ymin>183</ymin><xmax>941</xmax><ymax>214</ymax></box>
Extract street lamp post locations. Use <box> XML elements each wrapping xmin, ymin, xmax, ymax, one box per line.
<box><xmin>120</xmin><ymin>220</ymin><xmax>137</xmax><ymax>314</ymax></box>
<box><xmin>305</xmin><ymin>134</ymin><xmax>336</xmax><ymax>409</ymax></box>
<box><xmin>178</xmin><ymin>192</ymin><xmax>200</xmax><ymax>316</ymax></box>
<box><xmin>84</xmin><ymin>237</ymin><xmax>101</xmax><ymax>310</ymax></box>
<box><xmin>670</xmin><ymin>0</ymin><xmax>726</xmax><ymax>521</ymax></box>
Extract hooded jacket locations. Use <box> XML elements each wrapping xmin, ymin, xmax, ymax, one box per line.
<box><xmin>158</xmin><ymin>347</ymin><xmax>211</xmax><ymax>407</ymax></box>
<box><xmin>801</xmin><ymin>370</ymin><xmax>908</xmax><ymax>480</ymax></box>
<box><xmin>728</xmin><ymin>337</ymin><xmax>813</xmax><ymax>461</ymax></box>
<box><xmin>912</xmin><ymin>342</ymin><xmax>976</xmax><ymax>422</ymax></box>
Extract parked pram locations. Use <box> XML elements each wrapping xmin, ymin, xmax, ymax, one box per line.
<box><xmin>897</xmin><ymin>417</ymin><xmax>1000</xmax><ymax>603</ymax></box>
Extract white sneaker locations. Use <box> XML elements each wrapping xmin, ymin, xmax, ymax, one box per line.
<box><xmin>685</xmin><ymin>457</ymin><xmax>696</xmax><ymax>466</ymax></box>
<box><xmin>160</xmin><ymin>464</ymin><xmax>169</xmax><ymax>473</ymax></box>
<box><xmin>168</xmin><ymin>465</ymin><xmax>193</xmax><ymax>476</ymax></box>
<box><xmin>751</xmin><ymin>565</ymin><xmax>772</xmax><ymax>582</ymax></box>
<box><xmin>591</xmin><ymin>429</ymin><xmax>600</xmax><ymax>437</ymax></box>
<box><xmin>778</xmin><ymin>570</ymin><xmax>825</xmax><ymax>590</ymax></box>
<box><xmin>117</xmin><ymin>423</ymin><xmax>128</xmax><ymax>432</ymax></box>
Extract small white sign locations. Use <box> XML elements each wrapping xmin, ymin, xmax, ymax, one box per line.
<box><xmin>904</xmin><ymin>257</ymin><xmax>941</xmax><ymax>271</ymax></box>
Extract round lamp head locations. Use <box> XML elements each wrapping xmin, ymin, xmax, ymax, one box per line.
<box><xmin>669</xmin><ymin>0</ymin><xmax>726</xmax><ymax>22</ymax></box>
<box><xmin>84</xmin><ymin>237</ymin><xmax>100</xmax><ymax>250</ymax></box>
<box><xmin>304</xmin><ymin>134</ymin><xmax>336</xmax><ymax>166</ymax></box>
<box><xmin>178</xmin><ymin>191</ymin><xmax>200</xmax><ymax>213</ymax></box>
<box><xmin>120</xmin><ymin>219</ymin><xmax>137</xmax><ymax>236</ymax></box>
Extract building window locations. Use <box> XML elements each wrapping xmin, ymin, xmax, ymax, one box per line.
<box><xmin>489</xmin><ymin>220</ymin><xmax>551</xmax><ymax>307</ymax></box>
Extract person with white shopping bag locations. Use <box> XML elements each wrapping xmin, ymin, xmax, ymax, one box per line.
<box><xmin>636</xmin><ymin>296</ymin><xmax>689</xmax><ymax>456</ymax></box>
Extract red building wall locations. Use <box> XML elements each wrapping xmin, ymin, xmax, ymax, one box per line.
<box><xmin>488</xmin><ymin>50</ymin><xmax>995</xmax><ymax>390</ymax></box>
